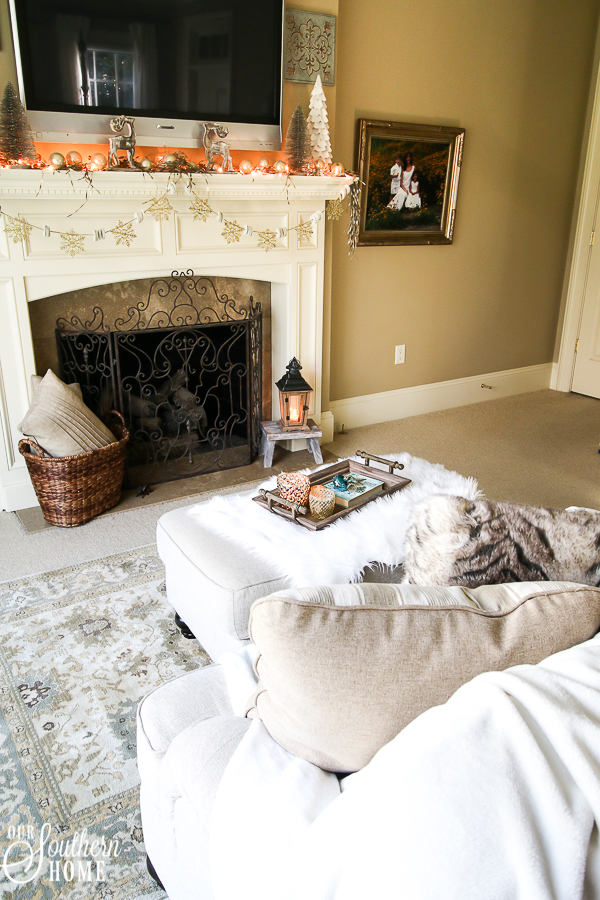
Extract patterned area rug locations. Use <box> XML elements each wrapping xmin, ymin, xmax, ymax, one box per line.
<box><xmin>0</xmin><ymin>546</ymin><xmax>210</xmax><ymax>898</ymax></box>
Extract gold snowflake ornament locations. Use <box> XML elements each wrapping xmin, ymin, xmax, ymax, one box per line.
<box><xmin>110</xmin><ymin>220</ymin><xmax>136</xmax><ymax>247</ymax></box>
<box><xmin>326</xmin><ymin>198</ymin><xmax>344</xmax><ymax>221</ymax></box>
<box><xmin>257</xmin><ymin>229</ymin><xmax>277</xmax><ymax>252</ymax></box>
<box><xmin>147</xmin><ymin>195</ymin><xmax>173</xmax><ymax>222</ymax></box>
<box><xmin>222</xmin><ymin>220</ymin><xmax>243</xmax><ymax>244</ymax></box>
<box><xmin>190</xmin><ymin>196</ymin><xmax>212</xmax><ymax>222</ymax></box>
<box><xmin>296</xmin><ymin>217</ymin><xmax>314</xmax><ymax>244</ymax></box>
<box><xmin>4</xmin><ymin>214</ymin><xmax>33</xmax><ymax>245</ymax></box>
<box><xmin>60</xmin><ymin>229</ymin><xmax>85</xmax><ymax>257</ymax></box>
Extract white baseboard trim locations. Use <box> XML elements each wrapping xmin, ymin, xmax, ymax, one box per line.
<box><xmin>329</xmin><ymin>363</ymin><xmax>553</xmax><ymax>432</ymax></box>
<box><xmin>550</xmin><ymin>362</ymin><xmax>560</xmax><ymax>391</ymax></box>
<box><xmin>1</xmin><ymin>478</ymin><xmax>38</xmax><ymax>512</ymax></box>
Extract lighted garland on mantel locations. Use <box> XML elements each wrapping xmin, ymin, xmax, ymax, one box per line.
<box><xmin>0</xmin><ymin>169</ymin><xmax>360</xmax><ymax>257</ymax></box>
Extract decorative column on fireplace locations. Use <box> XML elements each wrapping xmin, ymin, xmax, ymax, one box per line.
<box><xmin>55</xmin><ymin>271</ymin><xmax>262</xmax><ymax>487</ymax></box>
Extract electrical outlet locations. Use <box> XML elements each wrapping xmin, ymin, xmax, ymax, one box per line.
<box><xmin>394</xmin><ymin>344</ymin><xmax>406</xmax><ymax>365</ymax></box>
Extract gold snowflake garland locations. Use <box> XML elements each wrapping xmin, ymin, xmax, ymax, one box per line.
<box><xmin>190</xmin><ymin>196</ymin><xmax>212</xmax><ymax>222</ymax></box>
<box><xmin>147</xmin><ymin>195</ymin><xmax>173</xmax><ymax>221</ymax></box>
<box><xmin>257</xmin><ymin>229</ymin><xmax>277</xmax><ymax>252</ymax></box>
<box><xmin>326</xmin><ymin>198</ymin><xmax>344</xmax><ymax>221</ymax></box>
<box><xmin>296</xmin><ymin>217</ymin><xmax>314</xmax><ymax>244</ymax></box>
<box><xmin>0</xmin><ymin>174</ymin><xmax>360</xmax><ymax>261</ymax></box>
<box><xmin>222</xmin><ymin>220</ymin><xmax>243</xmax><ymax>244</ymax></box>
<box><xmin>60</xmin><ymin>229</ymin><xmax>85</xmax><ymax>256</ymax></box>
<box><xmin>4</xmin><ymin>214</ymin><xmax>33</xmax><ymax>245</ymax></box>
<box><xmin>110</xmin><ymin>220</ymin><xmax>136</xmax><ymax>247</ymax></box>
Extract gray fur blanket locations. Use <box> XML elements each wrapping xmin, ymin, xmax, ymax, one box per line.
<box><xmin>403</xmin><ymin>495</ymin><xmax>600</xmax><ymax>587</ymax></box>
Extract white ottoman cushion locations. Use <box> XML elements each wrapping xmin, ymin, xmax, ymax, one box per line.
<box><xmin>157</xmin><ymin>505</ymin><xmax>291</xmax><ymax>659</ymax></box>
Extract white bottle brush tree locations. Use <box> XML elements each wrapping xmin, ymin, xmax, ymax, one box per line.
<box><xmin>307</xmin><ymin>75</ymin><xmax>332</xmax><ymax>167</ymax></box>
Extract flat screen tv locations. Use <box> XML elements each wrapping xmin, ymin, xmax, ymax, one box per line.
<box><xmin>9</xmin><ymin>0</ymin><xmax>284</xmax><ymax>149</ymax></box>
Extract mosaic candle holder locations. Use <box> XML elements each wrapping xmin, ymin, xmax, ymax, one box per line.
<box><xmin>277</xmin><ymin>472</ymin><xmax>311</xmax><ymax>507</ymax></box>
<box><xmin>309</xmin><ymin>484</ymin><xmax>336</xmax><ymax>520</ymax></box>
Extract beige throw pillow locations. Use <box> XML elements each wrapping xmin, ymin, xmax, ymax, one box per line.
<box><xmin>31</xmin><ymin>374</ymin><xmax>82</xmax><ymax>401</ymax></box>
<box><xmin>19</xmin><ymin>369</ymin><xmax>116</xmax><ymax>457</ymax></box>
<box><xmin>247</xmin><ymin>581</ymin><xmax>600</xmax><ymax>773</ymax></box>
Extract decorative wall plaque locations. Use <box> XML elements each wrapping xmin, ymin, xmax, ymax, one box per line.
<box><xmin>284</xmin><ymin>10</ymin><xmax>336</xmax><ymax>85</ymax></box>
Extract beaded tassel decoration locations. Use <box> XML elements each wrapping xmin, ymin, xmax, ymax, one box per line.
<box><xmin>348</xmin><ymin>179</ymin><xmax>361</xmax><ymax>256</ymax></box>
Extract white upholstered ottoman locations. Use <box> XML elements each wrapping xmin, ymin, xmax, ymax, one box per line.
<box><xmin>157</xmin><ymin>500</ymin><xmax>405</xmax><ymax>660</ymax></box>
<box><xmin>157</xmin><ymin>504</ymin><xmax>291</xmax><ymax>659</ymax></box>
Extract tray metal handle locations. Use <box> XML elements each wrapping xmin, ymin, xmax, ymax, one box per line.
<box><xmin>258</xmin><ymin>489</ymin><xmax>308</xmax><ymax>521</ymax></box>
<box><xmin>355</xmin><ymin>450</ymin><xmax>404</xmax><ymax>473</ymax></box>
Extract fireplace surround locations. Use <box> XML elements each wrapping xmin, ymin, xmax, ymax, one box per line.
<box><xmin>0</xmin><ymin>169</ymin><xmax>348</xmax><ymax>510</ymax></box>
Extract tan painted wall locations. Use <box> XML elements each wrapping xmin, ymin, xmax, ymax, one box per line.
<box><xmin>330</xmin><ymin>0</ymin><xmax>600</xmax><ymax>402</ymax></box>
<box><xmin>0</xmin><ymin>0</ymin><xmax>17</xmax><ymax>89</ymax></box>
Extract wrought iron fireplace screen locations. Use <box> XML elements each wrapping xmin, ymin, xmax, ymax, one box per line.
<box><xmin>56</xmin><ymin>272</ymin><xmax>262</xmax><ymax>487</ymax></box>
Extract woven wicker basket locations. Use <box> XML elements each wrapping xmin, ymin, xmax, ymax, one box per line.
<box><xmin>18</xmin><ymin>411</ymin><xmax>129</xmax><ymax>527</ymax></box>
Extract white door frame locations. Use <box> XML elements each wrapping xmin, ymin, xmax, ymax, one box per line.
<box><xmin>555</xmin><ymin>32</ymin><xmax>600</xmax><ymax>392</ymax></box>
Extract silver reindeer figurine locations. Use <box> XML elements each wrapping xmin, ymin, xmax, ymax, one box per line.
<box><xmin>108</xmin><ymin>116</ymin><xmax>136</xmax><ymax>168</ymax></box>
<box><xmin>202</xmin><ymin>122</ymin><xmax>233</xmax><ymax>171</ymax></box>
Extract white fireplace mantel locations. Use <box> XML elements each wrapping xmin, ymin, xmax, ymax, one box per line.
<box><xmin>0</xmin><ymin>169</ymin><xmax>351</xmax><ymax>511</ymax></box>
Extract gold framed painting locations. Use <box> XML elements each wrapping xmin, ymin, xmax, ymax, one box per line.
<box><xmin>356</xmin><ymin>119</ymin><xmax>465</xmax><ymax>246</ymax></box>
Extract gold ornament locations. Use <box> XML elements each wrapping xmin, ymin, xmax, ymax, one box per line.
<box><xmin>274</xmin><ymin>160</ymin><xmax>286</xmax><ymax>173</ymax></box>
<box><xmin>239</xmin><ymin>159</ymin><xmax>253</xmax><ymax>174</ymax></box>
<box><xmin>257</xmin><ymin>228</ymin><xmax>277</xmax><ymax>252</ymax></box>
<box><xmin>296</xmin><ymin>217</ymin><xmax>314</xmax><ymax>244</ymax></box>
<box><xmin>163</xmin><ymin>153</ymin><xmax>178</xmax><ymax>165</ymax></box>
<box><xmin>4</xmin><ymin>214</ymin><xmax>32</xmax><ymax>245</ymax></box>
<box><xmin>222</xmin><ymin>219</ymin><xmax>243</xmax><ymax>244</ymax></box>
<box><xmin>66</xmin><ymin>150</ymin><xmax>82</xmax><ymax>166</ymax></box>
<box><xmin>259</xmin><ymin>157</ymin><xmax>269</xmax><ymax>168</ymax></box>
<box><xmin>326</xmin><ymin>198</ymin><xmax>344</xmax><ymax>221</ymax></box>
<box><xmin>110</xmin><ymin>220</ymin><xmax>136</xmax><ymax>247</ymax></box>
<box><xmin>147</xmin><ymin>195</ymin><xmax>173</xmax><ymax>221</ymax></box>
<box><xmin>60</xmin><ymin>228</ymin><xmax>85</xmax><ymax>256</ymax></box>
<box><xmin>139</xmin><ymin>157</ymin><xmax>152</xmax><ymax>170</ymax></box>
<box><xmin>189</xmin><ymin>196</ymin><xmax>211</xmax><ymax>222</ymax></box>
<box><xmin>90</xmin><ymin>152</ymin><xmax>107</xmax><ymax>170</ymax></box>
<box><xmin>49</xmin><ymin>152</ymin><xmax>65</xmax><ymax>168</ymax></box>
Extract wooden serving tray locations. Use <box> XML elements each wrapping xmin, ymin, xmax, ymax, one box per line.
<box><xmin>252</xmin><ymin>453</ymin><xmax>411</xmax><ymax>530</ymax></box>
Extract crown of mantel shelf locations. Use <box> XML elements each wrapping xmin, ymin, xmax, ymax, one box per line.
<box><xmin>0</xmin><ymin>169</ymin><xmax>355</xmax><ymax>201</ymax></box>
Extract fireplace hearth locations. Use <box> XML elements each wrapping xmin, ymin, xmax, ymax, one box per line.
<box><xmin>54</xmin><ymin>272</ymin><xmax>263</xmax><ymax>487</ymax></box>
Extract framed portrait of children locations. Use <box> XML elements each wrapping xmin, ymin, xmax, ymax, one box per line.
<box><xmin>356</xmin><ymin>119</ymin><xmax>465</xmax><ymax>246</ymax></box>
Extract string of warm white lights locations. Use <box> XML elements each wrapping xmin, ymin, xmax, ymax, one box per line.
<box><xmin>0</xmin><ymin>172</ymin><xmax>356</xmax><ymax>256</ymax></box>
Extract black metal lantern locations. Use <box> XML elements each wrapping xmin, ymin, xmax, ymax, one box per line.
<box><xmin>276</xmin><ymin>357</ymin><xmax>313</xmax><ymax>432</ymax></box>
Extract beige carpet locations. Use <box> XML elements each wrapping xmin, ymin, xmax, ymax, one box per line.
<box><xmin>330</xmin><ymin>390</ymin><xmax>600</xmax><ymax>510</ymax></box>
<box><xmin>2</xmin><ymin>389</ymin><xmax>599</xmax><ymax>581</ymax></box>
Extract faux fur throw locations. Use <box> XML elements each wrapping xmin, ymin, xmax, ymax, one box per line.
<box><xmin>404</xmin><ymin>495</ymin><xmax>600</xmax><ymax>587</ymax></box>
<box><xmin>189</xmin><ymin>454</ymin><xmax>480</xmax><ymax>587</ymax></box>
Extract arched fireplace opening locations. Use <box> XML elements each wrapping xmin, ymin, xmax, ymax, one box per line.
<box><xmin>31</xmin><ymin>272</ymin><xmax>268</xmax><ymax>488</ymax></box>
